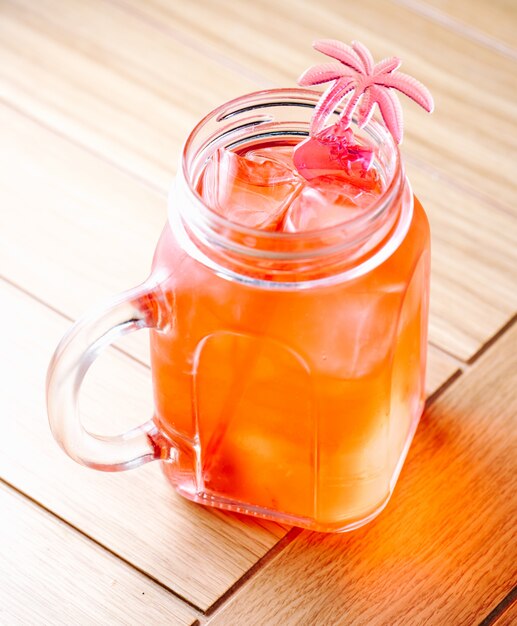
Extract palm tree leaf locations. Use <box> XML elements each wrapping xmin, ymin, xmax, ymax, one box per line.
<box><xmin>373</xmin><ymin>57</ymin><xmax>402</xmax><ymax>75</ymax></box>
<box><xmin>311</xmin><ymin>79</ymin><xmax>356</xmax><ymax>134</ymax></box>
<box><xmin>313</xmin><ymin>39</ymin><xmax>364</xmax><ymax>73</ymax></box>
<box><xmin>357</xmin><ymin>90</ymin><xmax>375</xmax><ymax>127</ymax></box>
<box><xmin>298</xmin><ymin>62</ymin><xmax>357</xmax><ymax>86</ymax></box>
<box><xmin>370</xmin><ymin>85</ymin><xmax>404</xmax><ymax>143</ymax></box>
<box><xmin>375</xmin><ymin>71</ymin><xmax>434</xmax><ymax>112</ymax></box>
<box><xmin>352</xmin><ymin>41</ymin><xmax>374</xmax><ymax>73</ymax></box>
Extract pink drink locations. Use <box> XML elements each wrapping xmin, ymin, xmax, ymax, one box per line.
<box><xmin>152</xmin><ymin>134</ymin><xmax>430</xmax><ymax>530</ymax></box>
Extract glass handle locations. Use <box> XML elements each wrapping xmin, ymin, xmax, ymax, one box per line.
<box><xmin>46</xmin><ymin>282</ymin><xmax>164</xmax><ymax>471</ymax></box>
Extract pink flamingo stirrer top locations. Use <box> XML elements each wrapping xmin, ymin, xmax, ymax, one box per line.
<box><xmin>293</xmin><ymin>39</ymin><xmax>434</xmax><ymax>180</ymax></box>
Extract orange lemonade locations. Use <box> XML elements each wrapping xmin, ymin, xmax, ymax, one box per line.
<box><xmin>150</xmin><ymin>139</ymin><xmax>430</xmax><ymax>531</ymax></box>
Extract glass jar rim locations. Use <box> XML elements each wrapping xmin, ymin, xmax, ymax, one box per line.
<box><xmin>179</xmin><ymin>87</ymin><xmax>403</xmax><ymax>242</ymax></box>
<box><xmin>169</xmin><ymin>88</ymin><xmax>413</xmax><ymax>288</ymax></box>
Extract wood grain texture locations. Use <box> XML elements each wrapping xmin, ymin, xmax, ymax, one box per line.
<box><xmin>0</xmin><ymin>279</ymin><xmax>286</xmax><ymax>611</ymax></box>
<box><xmin>2</xmin><ymin>0</ymin><xmax>514</xmax><ymax>361</ymax></box>
<box><xmin>207</xmin><ymin>323</ymin><xmax>517</xmax><ymax>625</ymax></box>
<box><xmin>0</xmin><ymin>0</ymin><xmax>258</xmax><ymax>191</ymax></box>
<box><xmin>0</xmin><ymin>483</ymin><xmax>198</xmax><ymax>625</ymax></box>
<box><xmin>408</xmin><ymin>0</ymin><xmax>517</xmax><ymax>53</ymax></box>
<box><xmin>0</xmin><ymin>102</ymin><xmax>163</xmax><ymax>365</ymax></box>
<box><xmin>114</xmin><ymin>0</ymin><xmax>517</xmax><ymax>210</ymax></box>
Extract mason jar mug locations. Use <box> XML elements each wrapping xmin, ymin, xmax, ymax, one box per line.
<box><xmin>47</xmin><ymin>89</ymin><xmax>430</xmax><ymax>532</ymax></box>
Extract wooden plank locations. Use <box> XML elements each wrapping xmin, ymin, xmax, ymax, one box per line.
<box><xmin>0</xmin><ymin>102</ymin><xmax>164</xmax><ymax>365</ymax></box>
<box><xmin>407</xmin><ymin>163</ymin><xmax>517</xmax><ymax>360</ymax></box>
<box><xmin>0</xmin><ymin>483</ymin><xmax>198</xmax><ymax>625</ymax></box>
<box><xmin>0</xmin><ymin>279</ymin><xmax>286</xmax><ymax>611</ymax></box>
<box><xmin>115</xmin><ymin>0</ymin><xmax>517</xmax><ymax>211</ymax></box>
<box><xmin>410</xmin><ymin>0</ymin><xmax>517</xmax><ymax>53</ymax></box>
<box><xmin>207</xmin><ymin>323</ymin><xmax>517</xmax><ymax>625</ymax></box>
<box><xmin>0</xmin><ymin>0</ymin><xmax>258</xmax><ymax>192</ymax></box>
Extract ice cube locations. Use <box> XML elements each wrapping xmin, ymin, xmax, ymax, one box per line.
<box><xmin>200</xmin><ymin>147</ymin><xmax>300</xmax><ymax>230</ymax></box>
<box><xmin>245</xmin><ymin>145</ymin><xmax>296</xmax><ymax>174</ymax></box>
<box><xmin>283</xmin><ymin>174</ymin><xmax>380</xmax><ymax>232</ymax></box>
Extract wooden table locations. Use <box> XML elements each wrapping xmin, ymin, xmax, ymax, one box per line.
<box><xmin>1</xmin><ymin>1</ymin><xmax>516</xmax><ymax>624</ymax></box>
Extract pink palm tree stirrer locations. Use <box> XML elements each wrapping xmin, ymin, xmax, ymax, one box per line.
<box><xmin>293</xmin><ymin>39</ymin><xmax>434</xmax><ymax>180</ymax></box>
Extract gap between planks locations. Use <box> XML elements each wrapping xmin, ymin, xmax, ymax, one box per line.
<box><xmin>0</xmin><ymin>93</ymin><xmax>164</xmax><ymax>198</ymax></box>
<box><xmin>0</xmin><ymin>272</ymin><xmax>149</xmax><ymax>371</ymax></box>
<box><xmin>203</xmin><ymin>527</ymin><xmax>303</xmax><ymax>616</ymax></box>
<box><xmin>0</xmin><ymin>476</ymin><xmax>204</xmax><ymax>618</ymax></box>
<box><xmin>466</xmin><ymin>313</ymin><xmax>517</xmax><ymax>365</ymax></box>
<box><xmin>390</xmin><ymin>0</ymin><xmax>517</xmax><ymax>61</ymax></box>
<box><xmin>479</xmin><ymin>585</ymin><xmax>517</xmax><ymax>626</ymax></box>
<box><xmin>404</xmin><ymin>152</ymin><xmax>517</xmax><ymax>222</ymax></box>
<box><xmin>107</xmin><ymin>0</ymin><xmax>275</xmax><ymax>88</ymax></box>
